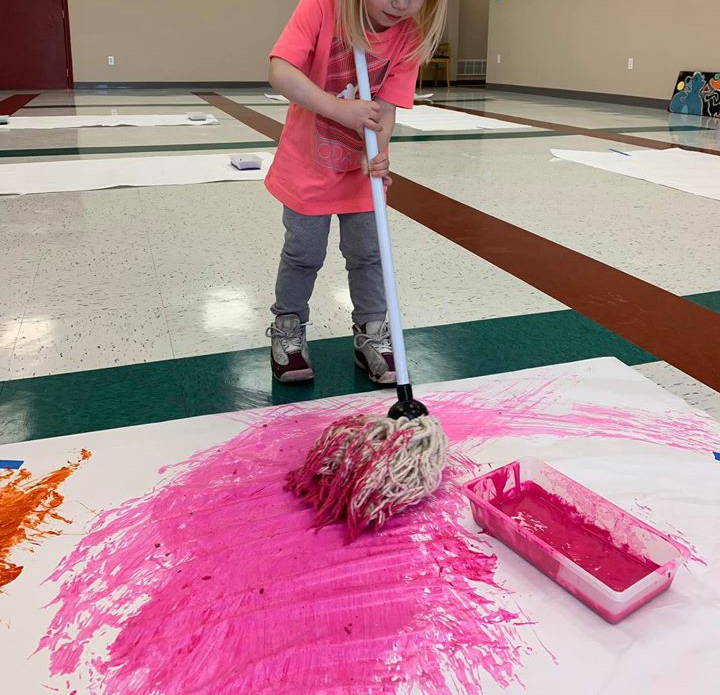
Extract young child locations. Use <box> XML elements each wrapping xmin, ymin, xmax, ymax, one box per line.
<box><xmin>265</xmin><ymin>0</ymin><xmax>447</xmax><ymax>383</ymax></box>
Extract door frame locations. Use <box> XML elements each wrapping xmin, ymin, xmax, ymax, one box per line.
<box><xmin>61</xmin><ymin>0</ymin><xmax>74</xmax><ymax>88</ymax></box>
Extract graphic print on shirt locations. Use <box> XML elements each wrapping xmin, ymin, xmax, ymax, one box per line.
<box><xmin>315</xmin><ymin>38</ymin><xmax>390</xmax><ymax>172</ymax></box>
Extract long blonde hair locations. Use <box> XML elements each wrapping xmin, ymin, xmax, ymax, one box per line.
<box><xmin>336</xmin><ymin>0</ymin><xmax>448</xmax><ymax>64</ymax></box>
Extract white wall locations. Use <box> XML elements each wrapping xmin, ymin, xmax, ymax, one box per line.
<box><xmin>487</xmin><ymin>0</ymin><xmax>720</xmax><ymax>99</ymax></box>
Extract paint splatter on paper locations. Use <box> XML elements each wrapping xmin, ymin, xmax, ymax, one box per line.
<box><xmin>38</xmin><ymin>378</ymin><xmax>719</xmax><ymax>694</ymax></box>
<box><xmin>0</xmin><ymin>450</ymin><xmax>90</xmax><ymax>590</ymax></box>
<box><xmin>39</xmin><ymin>410</ymin><xmax>530</xmax><ymax>695</ymax></box>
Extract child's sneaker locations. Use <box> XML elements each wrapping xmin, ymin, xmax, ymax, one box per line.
<box><xmin>266</xmin><ymin>314</ymin><xmax>314</xmax><ymax>383</ymax></box>
<box><xmin>353</xmin><ymin>320</ymin><xmax>396</xmax><ymax>384</ymax></box>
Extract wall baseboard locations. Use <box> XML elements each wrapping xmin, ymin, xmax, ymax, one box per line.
<box><xmin>453</xmin><ymin>79</ymin><xmax>487</xmax><ymax>87</ymax></box>
<box><xmin>74</xmin><ymin>79</ymin><xmax>489</xmax><ymax>91</ymax></box>
<box><xmin>73</xmin><ymin>81</ymin><xmax>272</xmax><ymax>89</ymax></box>
<box><xmin>485</xmin><ymin>83</ymin><xmax>668</xmax><ymax>110</ymax></box>
<box><xmin>417</xmin><ymin>79</ymin><xmax>486</xmax><ymax>89</ymax></box>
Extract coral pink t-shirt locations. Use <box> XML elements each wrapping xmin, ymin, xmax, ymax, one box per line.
<box><xmin>264</xmin><ymin>0</ymin><xmax>421</xmax><ymax>215</ymax></box>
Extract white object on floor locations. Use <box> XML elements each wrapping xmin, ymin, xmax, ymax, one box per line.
<box><xmin>230</xmin><ymin>154</ymin><xmax>263</xmax><ymax>171</ymax></box>
<box><xmin>0</xmin><ymin>114</ymin><xmax>219</xmax><ymax>130</ymax></box>
<box><xmin>0</xmin><ymin>152</ymin><xmax>273</xmax><ymax>196</ymax></box>
<box><xmin>414</xmin><ymin>93</ymin><xmax>434</xmax><ymax>101</ymax></box>
<box><xmin>395</xmin><ymin>105</ymin><xmax>532</xmax><ymax>131</ymax></box>
<box><xmin>264</xmin><ymin>93</ymin><xmax>289</xmax><ymax>102</ymax></box>
<box><xmin>550</xmin><ymin>147</ymin><xmax>720</xmax><ymax>202</ymax></box>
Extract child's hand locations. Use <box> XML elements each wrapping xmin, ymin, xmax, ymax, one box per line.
<box><xmin>333</xmin><ymin>99</ymin><xmax>383</xmax><ymax>134</ymax></box>
<box><xmin>362</xmin><ymin>152</ymin><xmax>392</xmax><ymax>187</ymax></box>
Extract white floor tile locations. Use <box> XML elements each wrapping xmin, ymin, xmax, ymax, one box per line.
<box><xmin>0</xmin><ymin>318</ymin><xmax>21</xmax><ymax>377</ymax></box>
<box><xmin>391</xmin><ymin>135</ymin><xmax>720</xmax><ymax>297</ymax></box>
<box><xmin>3</xmin><ymin>87</ymin><xmax>718</xmax><ymax>394</ymax></box>
<box><xmin>633</xmin><ymin>362</ymin><xmax>720</xmax><ymax>421</ymax></box>
<box><xmin>0</xmin><ymin>251</ymin><xmax>41</xmax><ymax>321</ymax></box>
<box><xmin>8</xmin><ymin>305</ymin><xmax>173</xmax><ymax>379</ymax></box>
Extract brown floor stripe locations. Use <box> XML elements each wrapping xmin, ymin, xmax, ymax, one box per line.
<box><xmin>197</xmin><ymin>92</ymin><xmax>720</xmax><ymax>391</ymax></box>
<box><xmin>194</xmin><ymin>92</ymin><xmax>282</xmax><ymax>141</ymax></box>
<box><xmin>431</xmin><ymin>102</ymin><xmax>720</xmax><ymax>156</ymax></box>
<box><xmin>0</xmin><ymin>94</ymin><xmax>40</xmax><ymax>115</ymax></box>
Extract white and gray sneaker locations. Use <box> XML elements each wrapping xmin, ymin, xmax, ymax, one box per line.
<box><xmin>353</xmin><ymin>319</ymin><xmax>396</xmax><ymax>385</ymax></box>
<box><xmin>266</xmin><ymin>314</ymin><xmax>314</xmax><ymax>383</ymax></box>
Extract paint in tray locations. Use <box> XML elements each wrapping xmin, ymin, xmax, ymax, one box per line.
<box><xmin>463</xmin><ymin>458</ymin><xmax>690</xmax><ymax>623</ymax></box>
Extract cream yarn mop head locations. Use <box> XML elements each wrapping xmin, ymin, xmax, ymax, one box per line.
<box><xmin>286</xmin><ymin>412</ymin><xmax>448</xmax><ymax>540</ymax></box>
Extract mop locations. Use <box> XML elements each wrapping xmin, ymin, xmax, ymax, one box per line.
<box><xmin>286</xmin><ymin>47</ymin><xmax>448</xmax><ymax>540</ymax></box>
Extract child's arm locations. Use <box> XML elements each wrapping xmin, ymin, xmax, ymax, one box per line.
<box><xmin>269</xmin><ymin>57</ymin><xmax>383</xmax><ymax>135</ymax></box>
<box><xmin>375</xmin><ymin>99</ymin><xmax>396</xmax><ymax>155</ymax></box>
<box><xmin>365</xmin><ymin>99</ymin><xmax>396</xmax><ymax>182</ymax></box>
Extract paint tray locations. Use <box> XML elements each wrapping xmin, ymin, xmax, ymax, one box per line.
<box><xmin>463</xmin><ymin>459</ymin><xmax>690</xmax><ymax>623</ymax></box>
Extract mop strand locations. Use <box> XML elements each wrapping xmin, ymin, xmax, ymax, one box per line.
<box><xmin>286</xmin><ymin>413</ymin><xmax>448</xmax><ymax>539</ymax></box>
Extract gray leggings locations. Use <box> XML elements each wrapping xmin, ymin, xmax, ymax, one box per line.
<box><xmin>271</xmin><ymin>206</ymin><xmax>387</xmax><ymax>326</ymax></box>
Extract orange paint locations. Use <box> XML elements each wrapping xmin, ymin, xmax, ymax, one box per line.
<box><xmin>0</xmin><ymin>450</ymin><xmax>90</xmax><ymax>590</ymax></box>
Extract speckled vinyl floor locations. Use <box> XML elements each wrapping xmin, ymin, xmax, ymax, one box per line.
<box><xmin>0</xmin><ymin>87</ymin><xmax>718</xmax><ymax>443</ymax></box>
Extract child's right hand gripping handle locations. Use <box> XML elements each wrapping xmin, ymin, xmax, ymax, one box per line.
<box><xmin>353</xmin><ymin>47</ymin><xmax>410</xmax><ymax>389</ymax></box>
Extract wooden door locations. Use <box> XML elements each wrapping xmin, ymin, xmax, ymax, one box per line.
<box><xmin>0</xmin><ymin>0</ymin><xmax>72</xmax><ymax>89</ymax></box>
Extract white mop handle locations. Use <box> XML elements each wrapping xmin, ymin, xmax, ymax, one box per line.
<box><xmin>353</xmin><ymin>47</ymin><xmax>410</xmax><ymax>387</ymax></box>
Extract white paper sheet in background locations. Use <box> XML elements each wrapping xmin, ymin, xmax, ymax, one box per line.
<box><xmin>0</xmin><ymin>152</ymin><xmax>273</xmax><ymax>196</ymax></box>
<box><xmin>265</xmin><ymin>93</ymin><xmax>435</xmax><ymax>103</ymax></box>
<box><xmin>0</xmin><ymin>114</ymin><xmax>219</xmax><ymax>130</ymax></box>
<box><xmin>551</xmin><ymin>147</ymin><xmax>720</xmax><ymax>201</ymax></box>
<box><xmin>395</xmin><ymin>104</ymin><xmax>532</xmax><ymax>131</ymax></box>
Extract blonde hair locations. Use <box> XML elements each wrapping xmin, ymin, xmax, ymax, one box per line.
<box><xmin>337</xmin><ymin>0</ymin><xmax>448</xmax><ymax>64</ymax></box>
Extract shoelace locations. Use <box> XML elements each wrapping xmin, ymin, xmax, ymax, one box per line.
<box><xmin>353</xmin><ymin>323</ymin><xmax>393</xmax><ymax>354</ymax></box>
<box><xmin>266</xmin><ymin>322</ymin><xmax>310</xmax><ymax>354</ymax></box>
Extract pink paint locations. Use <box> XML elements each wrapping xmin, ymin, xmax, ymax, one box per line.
<box><xmin>492</xmin><ymin>480</ymin><xmax>659</xmax><ymax>591</ymax></box>
<box><xmin>39</xmin><ymin>405</ymin><xmax>530</xmax><ymax>695</ymax></box>
<box><xmin>38</xmin><ymin>378</ymin><xmax>719</xmax><ymax>692</ymax></box>
<box><xmin>465</xmin><ymin>459</ymin><xmax>691</xmax><ymax>623</ymax></box>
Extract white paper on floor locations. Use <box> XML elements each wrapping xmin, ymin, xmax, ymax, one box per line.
<box><xmin>0</xmin><ymin>357</ymin><xmax>719</xmax><ymax>695</ymax></box>
<box><xmin>551</xmin><ymin>147</ymin><xmax>720</xmax><ymax>201</ymax></box>
<box><xmin>395</xmin><ymin>105</ymin><xmax>532</xmax><ymax>131</ymax></box>
<box><xmin>0</xmin><ymin>114</ymin><xmax>219</xmax><ymax>130</ymax></box>
<box><xmin>265</xmin><ymin>93</ymin><xmax>435</xmax><ymax>103</ymax></box>
<box><xmin>0</xmin><ymin>152</ymin><xmax>273</xmax><ymax>196</ymax></box>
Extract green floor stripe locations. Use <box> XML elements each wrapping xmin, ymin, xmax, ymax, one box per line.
<box><xmin>0</xmin><ymin>132</ymin><xmax>552</xmax><ymax>159</ymax></box>
<box><xmin>1</xmin><ymin>290</ymin><xmax>717</xmax><ymax>445</ymax></box>
<box><xmin>22</xmin><ymin>102</ymin><xmax>290</xmax><ymax>109</ymax></box>
<box><xmin>601</xmin><ymin>125</ymin><xmax>711</xmax><ymax>134</ymax></box>
<box><xmin>0</xmin><ymin>141</ymin><xmax>274</xmax><ymax>159</ymax></box>
<box><xmin>688</xmin><ymin>291</ymin><xmax>720</xmax><ymax>312</ymax></box>
<box><xmin>1</xmin><ymin>123</ymin><xmax>708</xmax><ymax>160</ymax></box>
<box><xmin>22</xmin><ymin>103</ymin><xmax>211</xmax><ymax>109</ymax></box>
<box><xmin>429</xmin><ymin>97</ymin><xmax>491</xmax><ymax>103</ymax></box>
<box><xmin>390</xmin><ymin>130</ymin><xmax>556</xmax><ymax>143</ymax></box>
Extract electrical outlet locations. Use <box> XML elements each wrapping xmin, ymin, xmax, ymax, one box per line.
<box><xmin>111</xmin><ymin>109</ymin><xmax>118</xmax><ymax>116</ymax></box>
<box><xmin>108</xmin><ymin>55</ymin><xmax>115</xmax><ymax>66</ymax></box>
<box><xmin>627</xmin><ymin>57</ymin><xmax>634</xmax><ymax>70</ymax></box>
<box><xmin>497</xmin><ymin>53</ymin><xmax>502</xmax><ymax>64</ymax></box>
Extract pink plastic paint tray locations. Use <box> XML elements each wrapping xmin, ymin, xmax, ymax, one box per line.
<box><xmin>463</xmin><ymin>458</ymin><xmax>690</xmax><ymax>623</ymax></box>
